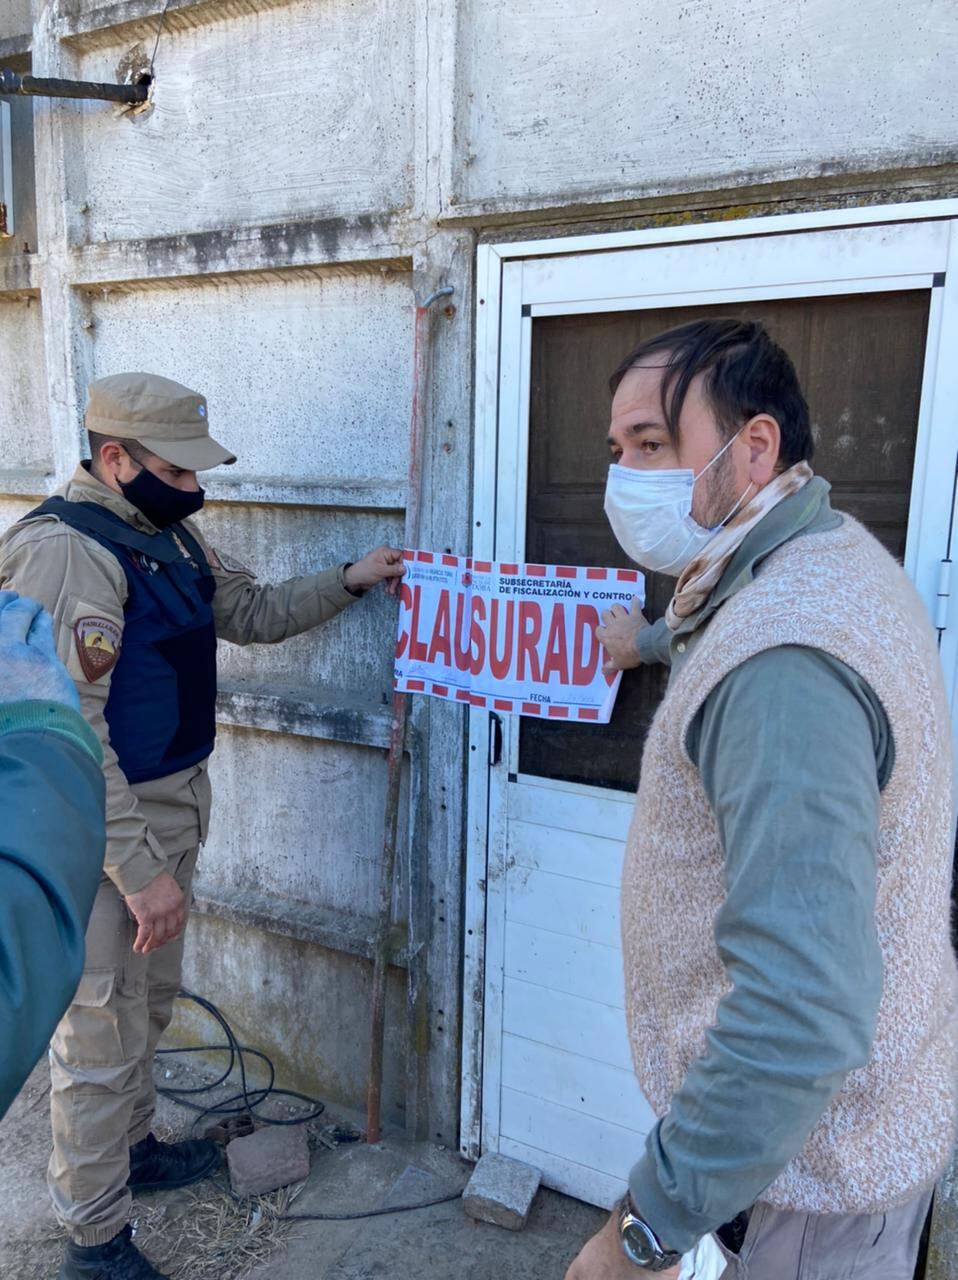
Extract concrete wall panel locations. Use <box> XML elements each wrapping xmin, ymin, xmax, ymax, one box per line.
<box><xmin>70</xmin><ymin>0</ymin><xmax>414</xmax><ymax>242</ymax></box>
<box><xmin>0</xmin><ymin>0</ymin><xmax>29</xmax><ymax>37</ymax></box>
<box><xmin>177</xmin><ymin>913</ymin><xmax>408</xmax><ymax>1122</ymax></box>
<box><xmin>85</xmin><ymin>271</ymin><xmax>414</xmax><ymax>487</ymax></box>
<box><xmin>0</xmin><ymin>497</ymin><xmax>38</xmax><ymax>529</ymax></box>
<box><xmin>202</xmin><ymin>723</ymin><xmax>408</xmax><ymax>919</ymax></box>
<box><xmin>0</xmin><ymin>299</ymin><xmax>52</xmax><ymax>472</ymax></box>
<box><xmin>199</xmin><ymin>503</ymin><xmax>401</xmax><ymax>696</ymax></box>
<box><xmin>452</xmin><ymin>0</ymin><xmax>958</xmax><ymax>212</ymax></box>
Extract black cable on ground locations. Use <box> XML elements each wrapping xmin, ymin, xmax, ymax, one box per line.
<box><xmin>279</xmin><ymin>1192</ymin><xmax>465</xmax><ymax>1222</ymax></box>
<box><xmin>155</xmin><ymin>988</ymin><xmax>326</xmax><ymax>1130</ymax></box>
<box><xmin>155</xmin><ymin>989</ymin><xmax>466</xmax><ymax>1219</ymax></box>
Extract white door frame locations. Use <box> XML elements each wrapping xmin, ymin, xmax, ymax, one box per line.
<box><xmin>460</xmin><ymin>199</ymin><xmax>958</xmax><ymax>1167</ymax></box>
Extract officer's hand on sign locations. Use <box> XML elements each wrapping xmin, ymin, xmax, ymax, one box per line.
<box><xmin>0</xmin><ymin>591</ymin><xmax>81</xmax><ymax>709</ymax></box>
<box><xmin>125</xmin><ymin>873</ymin><xmax>186</xmax><ymax>955</ymax></box>
<box><xmin>344</xmin><ymin>546</ymin><xmax>406</xmax><ymax>597</ymax></box>
<box><xmin>596</xmin><ymin>597</ymin><xmax>648</xmax><ymax>674</ymax></box>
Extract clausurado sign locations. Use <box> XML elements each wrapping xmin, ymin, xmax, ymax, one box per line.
<box><xmin>394</xmin><ymin>551</ymin><xmax>645</xmax><ymax>722</ymax></box>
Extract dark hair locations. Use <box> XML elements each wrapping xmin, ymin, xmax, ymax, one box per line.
<box><xmin>87</xmin><ymin>431</ymin><xmax>155</xmax><ymax>476</ymax></box>
<box><xmin>608</xmin><ymin>318</ymin><xmax>814</xmax><ymax>468</ymax></box>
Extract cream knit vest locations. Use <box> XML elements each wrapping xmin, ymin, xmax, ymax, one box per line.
<box><xmin>621</xmin><ymin>514</ymin><xmax>958</xmax><ymax>1213</ymax></box>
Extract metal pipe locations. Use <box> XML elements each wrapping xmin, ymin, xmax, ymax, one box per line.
<box><xmin>0</xmin><ymin>69</ymin><xmax>149</xmax><ymax>104</ymax></box>
<box><xmin>421</xmin><ymin>285</ymin><xmax>454</xmax><ymax>311</ymax></box>
<box><xmin>366</xmin><ymin>284</ymin><xmax>454</xmax><ymax>1145</ymax></box>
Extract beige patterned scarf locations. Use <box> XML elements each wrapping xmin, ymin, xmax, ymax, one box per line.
<box><xmin>665</xmin><ymin>461</ymin><xmax>814</xmax><ymax>630</ymax></box>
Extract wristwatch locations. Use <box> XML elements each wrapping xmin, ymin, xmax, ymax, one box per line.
<box><xmin>618</xmin><ymin>1193</ymin><xmax>684</xmax><ymax>1271</ymax></box>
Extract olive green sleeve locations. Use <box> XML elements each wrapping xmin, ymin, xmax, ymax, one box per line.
<box><xmin>209</xmin><ymin>563</ymin><xmax>360</xmax><ymax>646</ymax></box>
<box><xmin>182</xmin><ymin>524</ymin><xmax>360</xmax><ymax>646</ymax></box>
<box><xmin>637</xmin><ymin>616</ymin><xmax>673</xmax><ymax>667</ymax></box>
<box><xmin>628</xmin><ymin>646</ymin><xmax>888</xmax><ymax>1253</ymax></box>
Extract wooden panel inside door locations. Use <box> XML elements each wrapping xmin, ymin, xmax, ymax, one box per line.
<box><xmin>521</xmin><ymin>291</ymin><xmax>930</xmax><ymax>792</ymax></box>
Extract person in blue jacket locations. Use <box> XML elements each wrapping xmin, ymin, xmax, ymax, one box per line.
<box><xmin>0</xmin><ymin>590</ymin><xmax>106</xmax><ymax>1119</ymax></box>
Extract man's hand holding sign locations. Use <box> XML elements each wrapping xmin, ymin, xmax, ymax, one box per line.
<box><xmin>597</xmin><ymin>597</ymin><xmax>649</xmax><ymax>674</ymax></box>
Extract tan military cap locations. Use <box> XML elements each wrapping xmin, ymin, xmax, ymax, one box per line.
<box><xmin>85</xmin><ymin>372</ymin><xmax>236</xmax><ymax>471</ymax></box>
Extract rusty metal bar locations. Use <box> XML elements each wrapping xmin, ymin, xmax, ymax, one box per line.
<box><xmin>0</xmin><ymin>69</ymin><xmax>149</xmax><ymax>104</ymax></box>
<box><xmin>366</xmin><ymin>284</ymin><xmax>454</xmax><ymax>1145</ymax></box>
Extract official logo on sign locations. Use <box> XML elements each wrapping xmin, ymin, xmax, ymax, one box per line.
<box><xmin>74</xmin><ymin>616</ymin><xmax>122</xmax><ymax>683</ymax></box>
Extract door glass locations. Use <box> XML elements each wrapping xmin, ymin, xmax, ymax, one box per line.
<box><xmin>520</xmin><ymin>291</ymin><xmax>930</xmax><ymax>791</ymax></box>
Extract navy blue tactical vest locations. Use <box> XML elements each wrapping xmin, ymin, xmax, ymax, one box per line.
<box><xmin>25</xmin><ymin>497</ymin><xmax>218</xmax><ymax>785</ymax></box>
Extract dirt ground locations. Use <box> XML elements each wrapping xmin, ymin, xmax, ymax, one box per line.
<box><xmin>0</xmin><ymin>1057</ymin><xmax>604</xmax><ymax>1280</ymax></box>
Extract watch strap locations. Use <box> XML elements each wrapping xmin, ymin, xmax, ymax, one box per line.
<box><xmin>618</xmin><ymin>1194</ymin><xmax>684</xmax><ymax>1271</ymax></box>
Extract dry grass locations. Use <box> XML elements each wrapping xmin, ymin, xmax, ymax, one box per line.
<box><xmin>40</xmin><ymin>1164</ymin><xmax>307</xmax><ymax>1280</ymax></box>
<box><xmin>130</xmin><ymin>1175</ymin><xmax>307</xmax><ymax>1280</ymax></box>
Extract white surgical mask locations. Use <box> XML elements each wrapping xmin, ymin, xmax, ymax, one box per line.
<box><xmin>603</xmin><ymin>430</ymin><xmax>750</xmax><ymax>576</ymax></box>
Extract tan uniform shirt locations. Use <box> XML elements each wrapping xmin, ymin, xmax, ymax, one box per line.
<box><xmin>0</xmin><ymin>464</ymin><xmax>359</xmax><ymax>896</ymax></box>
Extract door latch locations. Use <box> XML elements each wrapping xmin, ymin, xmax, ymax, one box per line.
<box><xmin>489</xmin><ymin>712</ymin><xmax>503</xmax><ymax>766</ymax></box>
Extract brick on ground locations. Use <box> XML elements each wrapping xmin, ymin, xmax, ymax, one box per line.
<box><xmin>462</xmin><ymin>1152</ymin><xmax>541</xmax><ymax>1231</ymax></box>
<box><xmin>227</xmin><ymin>1124</ymin><xmax>311</xmax><ymax>1197</ymax></box>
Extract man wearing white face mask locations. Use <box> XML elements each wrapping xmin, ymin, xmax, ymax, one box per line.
<box><xmin>566</xmin><ymin>319</ymin><xmax>957</xmax><ymax>1280</ymax></box>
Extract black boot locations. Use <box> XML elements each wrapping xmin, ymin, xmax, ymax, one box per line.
<box><xmin>58</xmin><ymin>1224</ymin><xmax>168</xmax><ymax>1279</ymax></box>
<box><xmin>128</xmin><ymin>1131</ymin><xmax>220</xmax><ymax>1193</ymax></box>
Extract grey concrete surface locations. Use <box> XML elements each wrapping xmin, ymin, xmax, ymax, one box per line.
<box><xmin>242</xmin><ymin>1127</ymin><xmax>603</xmax><ymax>1280</ymax></box>
<box><xmin>0</xmin><ymin>1059</ymin><xmax>605</xmax><ymax>1280</ymax></box>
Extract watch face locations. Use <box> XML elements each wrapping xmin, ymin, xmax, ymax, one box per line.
<box><xmin>621</xmin><ymin>1220</ymin><xmax>658</xmax><ymax>1267</ymax></box>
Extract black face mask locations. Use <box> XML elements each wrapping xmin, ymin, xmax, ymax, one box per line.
<box><xmin>119</xmin><ymin>466</ymin><xmax>205</xmax><ymax>529</ymax></box>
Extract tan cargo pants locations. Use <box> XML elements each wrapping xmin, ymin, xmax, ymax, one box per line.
<box><xmin>47</xmin><ymin>844</ymin><xmax>199</xmax><ymax>1246</ymax></box>
<box><xmin>717</xmin><ymin>1189</ymin><xmax>934</xmax><ymax>1279</ymax></box>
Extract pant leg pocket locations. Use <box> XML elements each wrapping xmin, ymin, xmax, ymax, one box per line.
<box><xmin>51</xmin><ymin>971</ymin><xmax>125</xmax><ymax>1068</ymax></box>
<box><xmin>738</xmin><ymin>1204</ymin><xmax>768</xmax><ymax>1267</ymax></box>
<box><xmin>712</xmin><ymin>1233</ymin><xmax>747</xmax><ymax>1278</ymax></box>
<box><xmin>115</xmin><ymin>950</ymin><xmax>150</xmax><ymax>1063</ymax></box>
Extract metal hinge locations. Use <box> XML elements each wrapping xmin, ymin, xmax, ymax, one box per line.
<box><xmin>937</xmin><ymin>559</ymin><xmax>952</xmax><ymax>635</ymax></box>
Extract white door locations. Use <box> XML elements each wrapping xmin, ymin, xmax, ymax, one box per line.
<box><xmin>462</xmin><ymin>205</ymin><xmax>958</xmax><ymax>1208</ymax></box>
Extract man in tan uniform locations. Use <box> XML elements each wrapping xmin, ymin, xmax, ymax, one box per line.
<box><xmin>0</xmin><ymin>372</ymin><xmax>405</xmax><ymax>1280</ymax></box>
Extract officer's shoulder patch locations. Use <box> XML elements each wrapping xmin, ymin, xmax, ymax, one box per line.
<box><xmin>74</xmin><ymin>614</ymin><xmax>122</xmax><ymax>683</ymax></box>
<box><xmin>208</xmin><ymin>547</ymin><xmax>254</xmax><ymax>577</ymax></box>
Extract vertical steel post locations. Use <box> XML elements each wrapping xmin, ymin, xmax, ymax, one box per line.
<box><xmin>366</xmin><ymin>285</ymin><xmax>453</xmax><ymax>1145</ymax></box>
